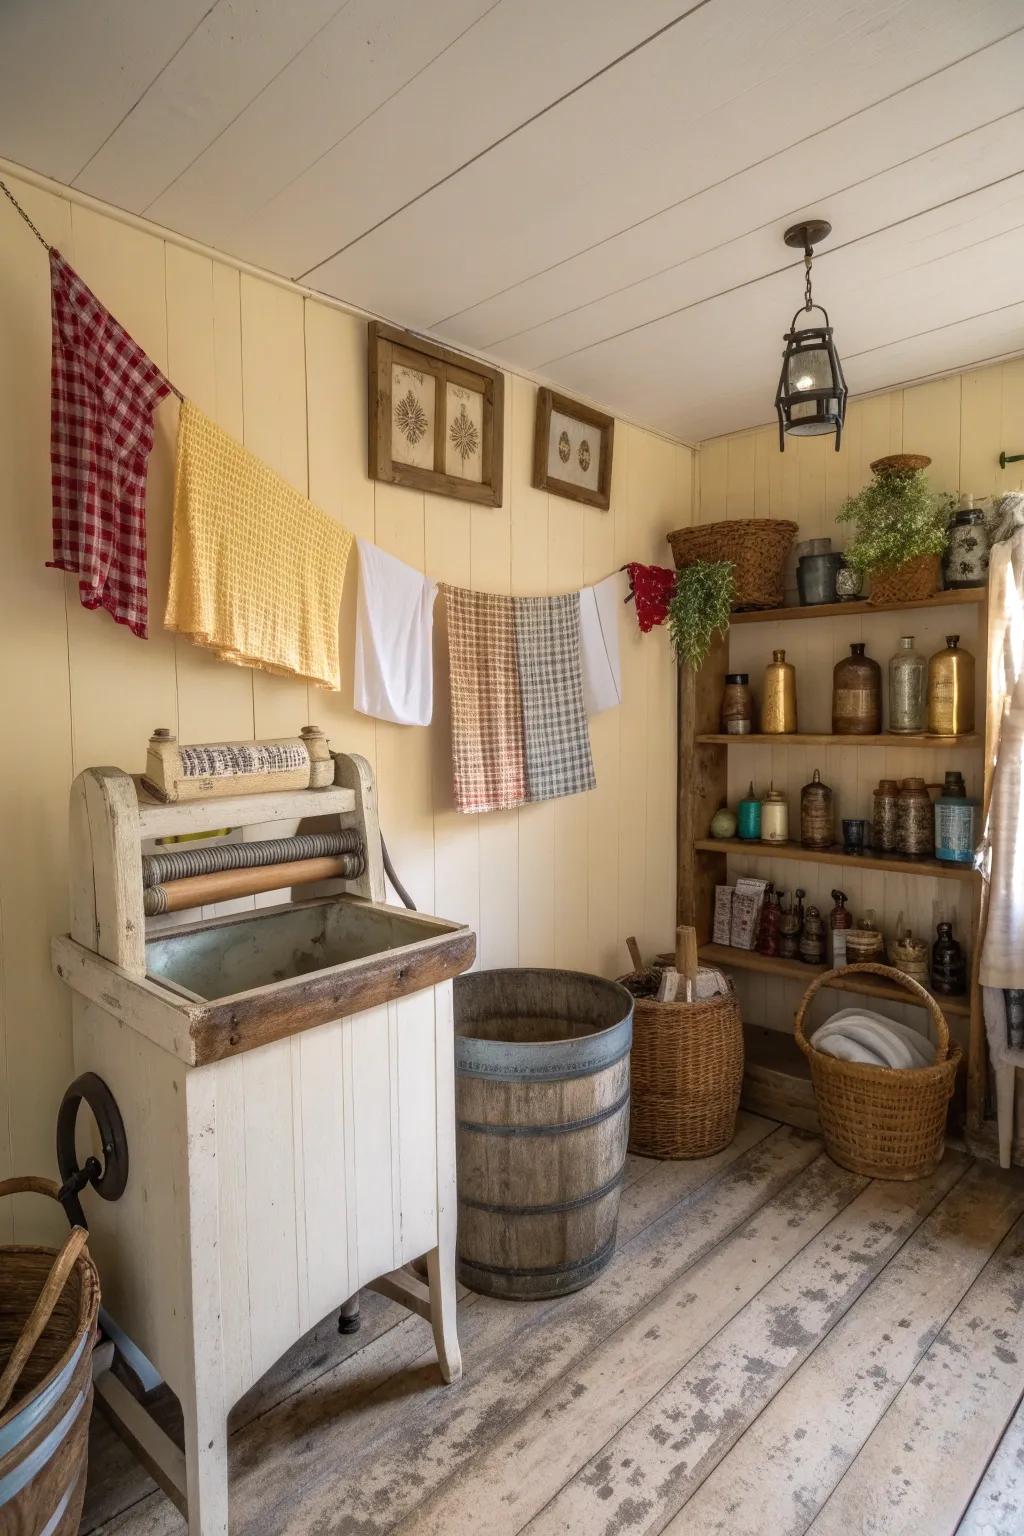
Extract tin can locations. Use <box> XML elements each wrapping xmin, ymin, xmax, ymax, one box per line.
<box><xmin>760</xmin><ymin>785</ymin><xmax>789</xmax><ymax>845</ymax></box>
<box><xmin>888</xmin><ymin>636</ymin><xmax>927</xmax><ymax>734</ymax></box>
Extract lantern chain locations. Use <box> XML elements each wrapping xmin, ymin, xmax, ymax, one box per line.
<box><xmin>804</xmin><ymin>245</ymin><xmax>814</xmax><ymax>312</ymax></box>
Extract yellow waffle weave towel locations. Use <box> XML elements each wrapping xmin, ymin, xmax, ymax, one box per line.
<box><xmin>167</xmin><ymin>400</ymin><xmax>352</xmax><ymax>689</ymax></box>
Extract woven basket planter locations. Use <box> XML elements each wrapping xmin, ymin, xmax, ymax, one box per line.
<box><xmin>626</xmin><ymin>985</ymin><xmax>743</xmax><ymax>1159</ymax></box>
<box><xmin>667</xmin><ymin>519</ymin><xmax>798</xmax><ymax>611</ymax></box>
<box><xmin>794</xmin><ymin>964</ymin><xmax>959</xmax><ymax>1181</ymax></box>
<box><xmin>867</xmin><ymin>553</ymin><xmax>940</xmax><ymax>605</ymax></box>
<box><xmin>0</xmin><ymin>1178</ymin><xmax>100</xmax><ymax>1536</ymax></box>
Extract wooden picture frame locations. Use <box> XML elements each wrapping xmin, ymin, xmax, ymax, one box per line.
<box><xmin>368</xmin><ymin>321</ymin><xmax>504</xmax><ymax>507</ymax></box>
<box><xmin>533</xmin><ymin>387</ymin><xmax>614</xmax><ymax>511</ymax></box>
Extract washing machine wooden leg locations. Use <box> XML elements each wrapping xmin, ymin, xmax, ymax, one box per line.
<box><xmin>426</xmin><ymin>1244</ymin><xmax>461</xmax><ymax>1385</ymax></box>
<box><xmin>182</xmin><ymin>1390</ymin><xmax>229</xmax><ymax>1536</ymax></box>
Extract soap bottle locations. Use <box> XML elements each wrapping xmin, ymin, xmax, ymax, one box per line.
<box><xmin>829</xmin><ymin>889</ymin><xmax>852</xmax><ymax>967</ymax></box>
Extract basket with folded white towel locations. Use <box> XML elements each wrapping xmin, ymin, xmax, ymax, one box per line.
<box><xmin>795</xmin><ymin>963</ymin><xmax>959</xmax><ymax>1181</ymax></box>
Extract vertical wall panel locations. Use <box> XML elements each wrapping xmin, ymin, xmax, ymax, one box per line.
<box><xmin>1</xmin><ymin>179</ymin><xmax>685</xmax><ymax>1241</ymax></box>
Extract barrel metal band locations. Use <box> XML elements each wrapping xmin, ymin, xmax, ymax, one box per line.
<box><xmin>0</xmin><ymin>1328</ymin><xmax>88</xmax><ymax>1458</ymax></box>
<box><xmin>458</xmin><ymin>1168</ymin><xmax>624</xmax><ymax>1217</ymax></box>
<box><xmin>0</xmin><ymin>1390</ymin><xmax>88</xmax><ymax>1508</ymax></box>
<box><xmin>457</xmin><ymin>1089</ymin><xmax>630</xmax><ymax>1139</ymax></box>
<box><xmin>458</xmin><ymin>1231</ymin><xmax>617</xmax><ymax>1281</ymax></box>
<box><xmin>454</xmin><ymin>1019</ymin><xmax>633</xmax><ymax>1083</ymax></box>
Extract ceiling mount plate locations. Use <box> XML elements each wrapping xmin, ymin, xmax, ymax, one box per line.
<box><xmin>784</xmin><ymin>220</ymin><xmax>832</xmax><ymax>250</ymax></box>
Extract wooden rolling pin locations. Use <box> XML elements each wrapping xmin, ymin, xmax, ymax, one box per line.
<box><xmin>143</xmin><ymin>855</ymin><xmax>362</xmax><ymax>915</ymax></box>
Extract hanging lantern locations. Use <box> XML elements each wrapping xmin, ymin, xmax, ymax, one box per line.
<box><xmin>775</xmin><ymin>220</ymin><xmax>847</xmax><ymax>452</ymax></box>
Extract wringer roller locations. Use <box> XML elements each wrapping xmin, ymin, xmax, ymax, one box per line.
<box><xmin>51</xmin><ymin>727</ymin><xmax>475</xmax><ymax>1536</ymax></box>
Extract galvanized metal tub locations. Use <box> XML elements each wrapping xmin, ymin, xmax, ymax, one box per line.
<box><xmin>453</xmin><ymin>968</ymin><xmax>633</xmax><ymax>1300</ymax></box>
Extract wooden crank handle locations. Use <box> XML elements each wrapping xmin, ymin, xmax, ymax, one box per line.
<box><xmin>0</xmin><ymin>1225</ymin><xmax>89</xmax><ymax>1415</ymax></box>
<box><xmin>626</xmin><ymin>936</ymin><xmax>644</xmax><ymax>971</ymax></box>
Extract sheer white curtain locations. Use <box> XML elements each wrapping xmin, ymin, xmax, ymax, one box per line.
<box><xmin>980</xmin><ymin>525</ymin><xmax>1024</xmax><ymax>1003</ymax></box>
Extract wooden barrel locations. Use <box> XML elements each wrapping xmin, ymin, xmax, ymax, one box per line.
<box><xmin>0</xmin><ymin>1180</ymin><xmax>100</xmax><ymax>1536</ymax></box>
<box><xmin>453</xmin><ymin>968</ymin><xmax>633</xmax><ymax>1300</ymax></box>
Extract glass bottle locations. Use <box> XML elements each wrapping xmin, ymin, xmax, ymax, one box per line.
<box><xmin>832</xmin><ymin>642</ymin><xmax>881</xmax><ymax>735</ymax></box>
<box><xmin>757</xmin><ymin>886</ymin><xmax>781</xmax><ymax>957</ymax></box>
<box><xmin>888</xmin><ymin>636</ymin><xmax>927</xmax><ymax>734</ymax></box>
<box><xmin>737</xmin><ymin>782</ymin><xmax>762</xmax><ymax>841</ymax></box>
<box><xmin>800</xmin><ymin>768</ymin><xmax>833</xmax><ymax>850</ymax></box>
<box><xmin>778</xmin><ymin>888</ymin><xmax>804</xmax><ymax>960</ymax></box>
<box><xmin>829</xmin><ymin>889</ymin><xmax>852</xmax><ymax>966</ymax></box>
<box><xmin>927</xmin><ymin>635</ymin><xmax>975</xmax><ymax>737</ymax></box>
<box><xmin>932</xmin><ymin>921</ymin><xmax>967</xmax><ymax>996</ymax></box>
<box><xmin>762</xmin><ymin>649</ymin><xmax>798</xmax><ymax>734</ymax></box>
<box><xmin>943</xmin><ymin>496</ymin><xmax>990</xmax><ymax>589</ymax></box>
<box><xmin>872</xmin><ymin>779</ymin><xmax>900</xmax><ymax>853</ymax></box>
<box><xmin>934</xmin><ymin>770</ymin><xmax>979</xmax><ymax>864</ymax></box>
<box><xmin>799</xmin><ymin>905</ymin><xmax>826</xmax><ymax>966</ymax></box>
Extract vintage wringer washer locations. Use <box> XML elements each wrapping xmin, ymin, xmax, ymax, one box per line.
<box><xmin>52</xmin><ymin>728</ymin><xmax>475</xmax><ymax>1536</ymax></box>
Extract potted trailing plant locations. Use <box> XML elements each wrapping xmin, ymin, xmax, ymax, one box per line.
<box><xmin>668</xmin><ymin>560</ymin><xmax>734</xmax><ymax>668</ymax></box>
<box><xmin>836</xmin><ymin>453</ymin><xmax>951</xmax><ymax>605</ymax></box>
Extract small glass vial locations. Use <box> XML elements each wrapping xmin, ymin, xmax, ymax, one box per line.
<box><xmin>721</xmin><ymin>673</ymin><xmax>754</xmax><ymax>735</ymax></box>
<box><xmin>888</xmin><ymin>636</ymin><xmax>927</xmax><ymax>734</ymax></box>
<box><xmin>761</xmin><ymin>784</ymin><xmax>789</xmax><ymax>844</ymax></box>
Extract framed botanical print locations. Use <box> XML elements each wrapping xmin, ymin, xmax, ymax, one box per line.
<box><xmin>533</xmin><ymin>387</ymin><xmax>614</xmax><ymax>511</ymax></box>
<box><xmin>368</xmin><ymin>322</ymin><xmax>504</xmax><ymax>507</ymax></box>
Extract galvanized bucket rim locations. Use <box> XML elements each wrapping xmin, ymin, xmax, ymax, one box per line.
<box><xmin>453</xmin><ymin>968</ymin><xmax>634</xmax><ymax>1082</ymax></box>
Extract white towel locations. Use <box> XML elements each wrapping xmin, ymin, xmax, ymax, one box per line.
<box><xmin>354</xmin><ymin>539</ymin><xmax>438</xmax><ymax>726</ymax></box>
<box><xmin>579</xmin><ymin>571</ymin><xmax>625</xmax><ymax>715</ymax></box>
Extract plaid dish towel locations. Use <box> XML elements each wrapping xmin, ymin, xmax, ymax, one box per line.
<box><xmin>47</xmin><ymin>249</ymin><xmax>171</xmax><ymax>637</ymax></box>
<box><xmin>445</xmin><ymin>586</ymin><xmax>527</xmax><ymax>814</ymax></box>
<box><xmin>514</xmin><ymin>593</ymin><xmax>596</xmax><ymax>803</ymax></box>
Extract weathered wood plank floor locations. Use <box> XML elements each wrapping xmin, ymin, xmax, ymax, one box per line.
<box><xmin>82</xmin><ymin>1114</ymin><xmax>1024</xmax><ymax>1536</ymax></box>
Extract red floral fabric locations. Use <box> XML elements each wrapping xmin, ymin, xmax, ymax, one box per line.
<box><xmin>625</xmin><ymin>562</ymin><xmax>677</xmax><ymax>632</ymax></box>
<box><xmin>47</xmin><ymin>249</ymin><xmax>171</xmax><ymax>637</ymax></box>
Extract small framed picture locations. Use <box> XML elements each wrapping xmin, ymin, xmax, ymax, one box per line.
<box><xmin>368</xmin><ymin>322</ymin><xmax>504</xmax><ymax>507</ymax></box>
<box><xmin>533</xmin><ymin>387</ymin><xmax>614</xmax><ymax>511</ymax></box>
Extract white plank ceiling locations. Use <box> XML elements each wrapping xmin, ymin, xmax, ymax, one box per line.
<box><xmin>2</xmin><ymin>0</ymin><xmax>1023</xmax><ymax>442</ymax></box>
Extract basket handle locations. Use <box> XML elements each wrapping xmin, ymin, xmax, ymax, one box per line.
<box><xmin>793</xmin><ymin>963</ymin><xmax>950</xmax><ymax>1062</ymax></box>
<box><xmin>0</xmin><ymin>1224</ymin><xmax>90</xmax><ymax>1415</ymax></box>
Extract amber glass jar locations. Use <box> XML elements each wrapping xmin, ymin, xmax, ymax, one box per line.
<box><xmin>720</xmin><ymin>673</ymin><xmax>753</xmax><ymax>735</ymax></box>
<box><xmin>832</xmin><ymin>642</ymin><xmax>881</xmax><ymax>734</ymax></box>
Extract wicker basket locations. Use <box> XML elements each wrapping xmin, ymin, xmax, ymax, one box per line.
<box><xmin>794</xmin><ymin>965</ymin><xmax>960</xmax><ymax>1180</ymax></box>
<box><xmin>0</xmin><ymin>1178</ymin><xmax>100</xmax><ymax>1536</ymax></box>
<box><xmin>867</xmin><ymin>553</ymin><xmax>940</xmax><ymax>605</ymax></box>
<box><xmin>667</xmin><ymin>519</ymin><xmax>798</xmax><ymax>611</ymax></box>
<box><xmin>627</xmin><ymin>985</ymin><xmax>743</xmax><ymax>1159</ymax></box>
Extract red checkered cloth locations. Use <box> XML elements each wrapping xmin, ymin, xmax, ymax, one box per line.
<box><xmin>46</xmin><ymin>249</ymin><xmax>171</xmax><ymax>637</ymax></box>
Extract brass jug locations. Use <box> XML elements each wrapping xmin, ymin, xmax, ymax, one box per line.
<box><xmin>762</xmin><ymin>649</ymin><xmax>797</xmax><ymax>734</ymax></box>
<box><xmin>927</xmin><ymin>634</ymin><xmax>975</xmax><ymax>736</ymax></box>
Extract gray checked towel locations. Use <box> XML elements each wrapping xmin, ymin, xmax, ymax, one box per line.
<box><xmin>513</xmin><ymin>592</ymin><xmax>596</xmax><ymax>803</ymax></box>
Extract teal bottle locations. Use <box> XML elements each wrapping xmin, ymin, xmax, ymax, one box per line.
<box><xmin>934</xmin><ymin>770</ymin><xmax>978</xmax><ymax>864</ymax></box>
<box><xmin>737</xmin><ymin>782</ymin><xmax>762</xmax><ymax>842</ymax></box>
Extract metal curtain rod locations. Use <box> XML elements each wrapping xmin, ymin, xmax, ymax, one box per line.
<box><xmin>999</xmin><ymin>452</ymin><xmax>1024</xmax><ymax>469</ymax></box>
<box><xmin>0</xmin><ymin>177</ymin><xmax>184</xmax><ymax>402</ymax></box>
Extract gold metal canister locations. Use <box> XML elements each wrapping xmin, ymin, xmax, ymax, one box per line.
<box><xmin>762</xmin><ymin>648</ymin><xmax>797</xmax><ymax>734</ymax></box>
<box><xmin>927</xmin><ymin>634</ymin><xmax>975</xmax><ymax>736</ymax></box>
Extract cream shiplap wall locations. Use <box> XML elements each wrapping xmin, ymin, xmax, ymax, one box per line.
<box><xmin>0</xmin><ymin>172</ymin><xmax>692</xmax><ymax>1243</ymax></box>
<box><xmin>695</xmin><ymin>362</ymin><xmax>1024</xmax><ymax>1040</ymax></box>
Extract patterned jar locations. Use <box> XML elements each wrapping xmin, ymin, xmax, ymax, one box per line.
<box><xmin>872</xmin><ymin>779</ymin><xmax>900</xmax><ymax>853</ymax></box>
<box><xmin>832</xmin><ymin>643</ymin><xmax>881</xmax><ymax>735</ymax></box>
<box><xmin>800</xmin><ymin>768</ymin><xmax>833</xmax><ymax>850</ymax></box>
<box><xmin>943</xmin><ymin>497</ymin><xmax>990</xmax><ymax>589</ymax></box>
<box><xmin>897</xmin><ymin>777</ymin><xmax>934</xmax><ymax>859</ymax></box>
<box><xmin>721</xmin><ymin>673</ymin><xmax>754</xmax><ymax>735</ymax></box>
